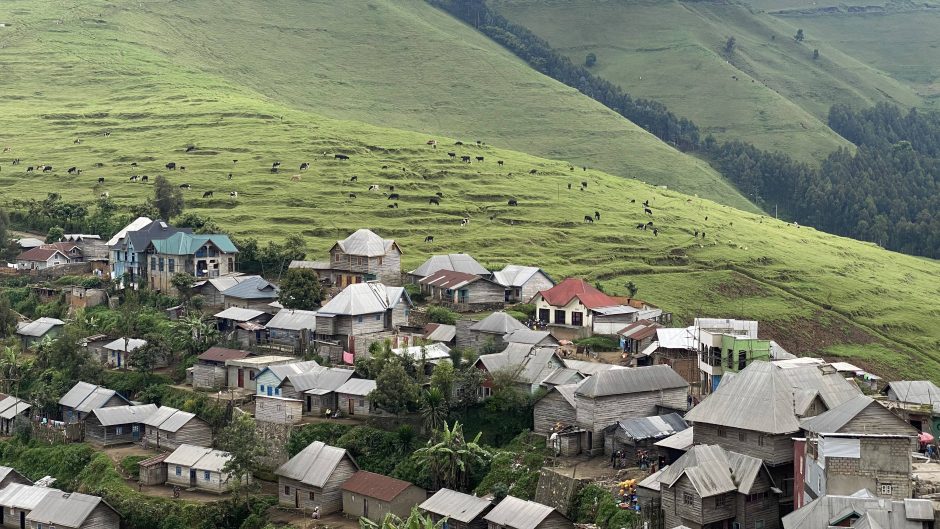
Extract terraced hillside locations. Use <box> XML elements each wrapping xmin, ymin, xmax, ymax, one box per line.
<box><xmin>8</xmin><ymin>0</ymin><xmax>756</xmax><ymax>211</ymax></box>
<box><xmin>0</xmin><ymin>0</ymin><xmax>938</xmax><ymax>380</ymax></box>
<box><xmin>492</xmin><ymin>0</ymin><xmax>924</xmax><ymax>160</ymax></box>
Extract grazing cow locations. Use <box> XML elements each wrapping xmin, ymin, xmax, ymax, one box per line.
<box><xmin>272</xmin><ymin>161</ymin><xmax>281</xmax><ymax>168</ymax></box>
<box><xmin>429</xmin><ymin>197</ymin><xmax>440</xmax><ymax>205</ymax></box>
<box><xmin>334</xmin><ymin>154</ymin><xmax>349</xmax><ymax>160</ymax></box>
<box><xmin>11</xmin><ymin>159</ymin><xmax>20</xmax><ymax>166</ymax></box>
<box><xmin>436</xmin><ymin>192</ymin><xmax>444</xmax><ymax>198</ymax></box>
<box><xmin>67</xmin><ymin>167</ymin><xmax>77</xmax><ymax>174</ymax></box>
<box><xmin>461</xmin><ymin>156</ymin><xmax>471</xmax><ymax>163</ymax></box>
<box><xmin>643</xmin><ymin>200</ymin><xmax>649</xmax><ymax>207</ymax></box>
<box><xmin>424</xmin><ymin>236</ymin><xmax>434</xmax><ymax>243</ymax></box>
<box><xmin>180</xmin><ymin>184</ymin><xmax>191</xmax><ymax>189</ymax></box>
<box><xmin>581</xmin><ymin>181</ymin><xmax>588</xmax><ymax>188</ymax></box>
<box><xmin>567</xmin><ymin>183</ymin><xmax>572</xmax><ymax>190</ymax></box>
<box><xmin>460</xmin><ymin>218</ymin><xmax>470</xmax><ymax>227</ymax></box>
<box><xmin>701</xmin><ymin>231</ymin><xmax>705</xmax><ymax>238</ymax></box>
<box><xmin>653</xmin><ymin>228</ymin><xmax>659</xmax><ymax>237</ymax></box>
<box><xmin>186</xmin><ymin>146</ymin><xmax>195</xmax><ymax>152</ymax></box>
<box><xmin>94</xmin><ymin>162</ymin><xmax>104</xmax><ymax>167</ymax></box>
<box><xmin>104</xmin><ymin>131</ymin><xmax>111</xmax><ymax>137</ymax></box>
<box><xmin>166</xmin><ymin>162</ymin><xmax>176</xmax><ymax>170</ymax></box>
<box><xmin>129</xmin><ymin>175</ymin><xmax>139</xmax><ymax>182</ymax></box>
<box><xmin>26</xmin><ymin>167</ymin><xmax>34</xmax><ymax>172</ymax></box>
<box><xmin>230</xmin><ymin>191</ymin><xmax>238</xmax><ymax>198</ymax></box>
<box><xmin>644</xmin><ymin>208</ymin><xmax>653</xmax><ymax>215</ymax></box>
<box><xmin>497</xmin><ymin>160</ymin><xmax>504</xmax><ymax>166</ymax></box>
<box><xmin>594</xmin><ymin>211</ymin><xmax>600</xmax><ymax>220</ymax></box>
<box><xmin>427</xmin><ymin>140</ymin><xmax>437</xmax><ymax>146</ymax></box>
<box><xmin>694</xmin><ymin>229</ymin><xmax>700</xmax><ymax>238</ymax></box>
<box><xmin>388</xmin><ymin>193</ymin><xmax>400</xmax><ymax>200</ymax></box>
<box><xmin>388</xmin><ymin>202</ymin><xmax>398</xmax><ymax>209</ymax></box>
<box><xmin>42</xmin><ymin>166</ymin><xmax>53</xmax><ymax>172</ymax></box>
<box><xmin>100</xmin><ymin>192</ymin><xmax>109</xmax><ymax>198</ymax></box>
<box><xmin>141</xmin><ymin>175</ymin><xmax>149</xmax><ymax>182</ymax></box>
<box><xmin>74</xmin><ymin>139</ymin><xmax>81</xmax><ymax>144</ymax></box>
<box><xmin>636</xmin><ymin>224</ymin><xmax>645</xmax><ymax>230</ymax></box>
<box><xmin>233</xmin><ymin>160</ymin><xmax>238</xmax><ymax>165</ymax></box>
<box><xmin>131</xmin><ymin>162</ymin><xmax>138</xmax><ymax>167</ymax></box>
<box><xmin>350</xmin><ymin>175</ymin><xmax>358</xmax><ymax>182</ymax></box>
<box><xmin>475</xmin><ymin>156</ymin><xmax>484</xmax><ymax>163</ymax></box>
<box><xmin>630</xmin><ymin>199</ymin><xmax>635</xmax><ymax>203</ymax></box>
<box><xmin>382</xmin><ymin>165</ymin><xmax>389</xmax><ymax>169</ymax></box>
<box><xmin>300</xmin><ymin>162</ymin><xmax>309</xmax><ymax>171</ymax></box>
<box><xmin>529</xmin><ymin>169</ymin><xmax>537</xmax><ymax>175</ymax></box>
<box><xmin>179</xmin><ymin>166</ymin><xmax>186</xmax><ymax>171</ymax></box>
<box><xmin>705</xmin><ymin>216</ymin><xmax>708</xmax><ymax>221</ymax></box>
<box><xmin>455</xmin><ymin>141</ymin><xmax>463</xmax><ymax>146</ymax></box>
<box><xmin>203</xmin><ymin>191</ymin><xmax>213</xmax><ymax>198</ymax></box>
<box><xmin>584</xmin><ymin>215</ymin><xmax>594</xmax><ymax>223</ymax></box>
<box><xmin>227</xmin><ymin>173</ymin><xmax>232</xmax><ymax>180</ymax></box>
<box><xmin>98</xmin><ymin>177</ymin><xmax>105</xmax><ymax>183</ymax></box>
<box><xmin>369</xmin><ymin>185</ymin><xmax>379</xmax><ymax>191</ymax></box>
<box><xmin>270</xmin><ymin>167</ymin><xmax>279</xmax><ymax>174</ymax></box>
<box><xmin>645</xmin><ymin>221</ymin><xmax>654</xmax><ymax>229</ymax></box>
<box><xmin>508</xmin><ymin>199</ymin><xmax>518</xmax><ymax>206</ymax></box>
<box><xmin>448</xmin><ymin>152</ymin><xmax>456</xmax><ymax>159</ymax></box>
<box><xmin>291</xmin><ymin>175</ymin><xmax>301</xmax><ymax>182</ymax></box>
<box><xmin>388</xmin><ymin>185</ymin><xmax>395</xmax><ymax>191</ymax></box>
<box><xmin>349</xmin><ymin>193</ymin><xmax>357</xmax><ymax>198</ymax></box>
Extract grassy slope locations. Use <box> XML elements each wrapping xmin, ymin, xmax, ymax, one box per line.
<box><xmin>0</xmin><ymin>1</ymin><xmax>939</xmax><ymax>381</ymax></box>
<box><xmin>57</xmin><ymin>0</ymin><xmax>757</xmax><ymax>212</ymax></box>
<box><xmin>492</xmin><ymin>0</ymin><xmax>923</xmax><ymax>160</ymax></box>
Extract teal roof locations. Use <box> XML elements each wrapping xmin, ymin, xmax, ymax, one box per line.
<box><xmin>151</xmin><ymin>232</ymin><xmax>237</xmax><ymax>255</ymax></box>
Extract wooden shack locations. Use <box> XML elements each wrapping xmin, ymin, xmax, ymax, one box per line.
<box><xmin>341</xmin><ymin>471</ymin><xmax>427</xmax><ymax>522</ymax></box>
<box><xmin>420</xmin><ymin>488</ymin><xmax>493</xmax><ymax>529</ymax></box>
<box><xmin>138</xmin><ymin>452</ymin><xmax>169</xmax><ymax>486</ymax></box>
<box><xmin>336</xmin><ymin>379</ymin><xmax>377</xmax><ymax>417</ymax></box>
<box><xmin>275</xmin><ymin>441</ymin><xmax>359</xmax><ymax>514</ymax></box>
<box><xmin>85</xmin><ymin>404</ymin><xmax>156</xmax><ymax>446</ymax></box>
<box><xmin>484</xmin><ymin>496</ymin><xmax>573</xmax><ymax>529</ymax></box>
<box><xmin>141</xmin><ymin>406</ymin><xmax>212</xmax><ymax>450</ymax></box>
<box><xmin>193</xmin><ymin>347</ymin><xmax>251</xmax><ymax>389</ymax></box>
<box><xmin>255</xmin><ymin>395</ymin><xmax>303</xmax><ymax>424</ymax></box>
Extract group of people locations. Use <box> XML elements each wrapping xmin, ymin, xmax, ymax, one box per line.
<box><xmin>610</xmin><ymin>447</ymin><xmax>662</xmax><ymax>474</ymax></box>
<box><xmin>616</xmin><ymin>479</ymin><xmax>641</xmax><ymax>513</ymax></box>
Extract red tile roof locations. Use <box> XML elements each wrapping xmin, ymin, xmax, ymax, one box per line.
<box><xmin>198</xmin><ymin>347</ymin><xmax>252</xmax><ymax>363</ymax></box>
<box><xmin>16</xmin><ymin>247</ymin><xmax>66</xmax><ymax>262</ymax></box>
<box><xmin>340</xmin><ymin>470</ymin><xmax>414</xmax><ymax>501</ymax></box>
<box><xmin>535</xmin><ymin>278</ymin><xmax>618</xmax><ymax>309</ymax></box>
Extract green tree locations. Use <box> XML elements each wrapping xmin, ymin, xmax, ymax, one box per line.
<box><xmin>217</xmin><ymin>413</ymin><xmax>267</xmax><ymax>506</ymax></box>
<box><xmin>45</xmin><ymin>226</ymin><xmax>64</xmax><ymax>243</ymax></box>
<box><xmin>128</xmin><ymin>334</ymin><xmax>167</xmax><ymax>381</ymax></box>
<box><xmin>585</xmin><ymin>52</ymin><xmax>597</xmax><ymax>67</ymax></box>
<box><xmin>172</xmin><ymin>311</ymin><xmax>219</xmax><ymax>358</ymax></box>
<box><xmin>795</xmin><ymin>28</ymin><xmax>805</xmax><ymax>41</ymax></box>
<box><xmin>171</xmin><ymin>272</ymin><xmax>197</xmax><ymax>301</ymax></box>
<box><xmin>153</xmin><ymin>175</ymin><xmax>185</xmax><ymax>220</ymax></box>
<box><xmin>429</xmin><ymin>361</ymin><xmax>455</xmax><ymax>401</ymax></box>
<box><xmin>625</xmin><ymin>280</ymin><xmax>639</xmax><ymax>299</ymax></box>
<box><xmin>371</xmin><ymin>359</ymin><xmax>420</xmax><ymax>414</ymax></box>
<box><xmin>427</xmin><ymin>307</ymin><xmax>458</xmax><ymax>325</ymax></box>
<box><xmin>278</xmin><ymin>268</ymin><xmax>323</xmax><ymax>309</ymax></box>
<box><xmin>453</xmin><ymin>366</ymin><xmax>485</xmax><ymax>410</ymax></box>
<box><xmin>174</xmin><ymin>211</ymin><xmax>222</xmax><ymax>233</ymax></box>
<box><xmin>415</xmin><ymin>421</ymin><xmax>491</xmax><ymax>492</ymax></box>
<box><xmin>420</xmin><ymin>387</ymin><xmax>448</xmax><ymax>432</ymax></box>
<box><xmin>0</xmin><ymin>297</ymin><xmax>17</xmax><ymax>338</ymax></box>
<box><xmin>360</xmin><ymin>507</ymin><xmax>446</xmax><ymax>529</ymax></box>
<box><xmin>0</xmin><ymin>208</ymin><xmax>9</xmax><ymax>250</ymax></box>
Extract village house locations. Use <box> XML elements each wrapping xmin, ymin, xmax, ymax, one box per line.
<box><xmin>101</xmin><ymin>337</ymin><xmax>148</xmax><ymax>369</ymax></box>
<box><xmin>277</xmin><ymin>366</ymin><xmax>356</xmax><ymax>415</ymax></box>
<box><xmin>165</xmin><ymin>444</ymin><xmax>242</xmax><ymax>493</ymax></box>
<box><xmin>603</xmin><ymin>413</ymin><xmax>689</xmax><ymax>464</ymax></box>
<box><xmin>683</xmin><ymin>360</ymin><xmax>861</xmax><ymax>515</ymax></box>
<box><xmin>255</xmin><ymin>395</ymin><xmax>303</xmax><ymax>424</ymax></box>
<box><xmin>408</xmin><ymin>253</ymin><xmax>490</xmax><ymax>283</ymax></box>
<box><xmin>795</xmin><ymin>395</ymin><xmax>918</xmax><ymax>507</ymax></box>
<box><xmin>503</xmin><ymin>329</ymin><xmax>559</xmax><ymax>348</ymax></box>
<box><xmin>336</xmin><ymin>378</ymin><xmax>377</xmax><ymax>417</ymax></box>
<box><xmin>420</xmin><ymin>488</ymin><xmax>493</xmax><ymax>529</ymax></box>
<box><xmin>475</xmin><ymin>344</ymin><xmax>577</xmax><ymax>397</ymax></box>
<box><xmin>484</xmin><ymin>495</ymin><xmax>573</xmax><ymax>529</ymax></box>
<box><xmin>145</xmin><ymin>232</ymin><xmax>238</xmax><ymax>294</ymax></box>
<box><xmin>265</xmin><ymin>309</ymin><xmax>318</xmax><ymax>352</ymax></box>
<box><xmin>15</xmin><ymin>317</ymin><xmax>64</xmax><ymax>350</ymax></box>
<box><xmin>0</xmin><ymin>484</ymin><xmax>57</xmax><ymax>529</ymax></box>
<box><xmin>65</xmin><ymin>285</ymin><xmax>108</xmax><ymax>310</ymax></box>
<box><xmin>275</xmin><ymin>441</ymin><xmax>359</xmax><ymax>513</ymax></box>
<box><xmin>328</xmin><ymin>229</ymin><xmax>403</xmax><ymax>287</ymax></box>
<box><xmin>221</xmin><ymin>275</ymin><xmax>280</xmax><ymax>312</ymax></box>
<box><xmin>455</xmin><ymin>311</ymin><xmax>528</xmax><ymax>352</ymax></box>
<box><xmin>655</xmin><ymin>427</ymin><xmax>694</xmax><ymax>463</ymax></box>
<box><xmin>59</xmin><ymin>381</ymin><xmax>130</xmax><ymax>423</ymax></box>
<box><xmin>225</xmin><ymin>355</ymin><xmax>296</xmax><ymax>392</ymax></box>
<box><xmin>314</xmin><ymin>281</ymin><xmax>411</xmax><ymax>361</ymax></box>
<box><xmin>644</xmin><ymin>327</ymin><xmax>700</xmax><ymax>387</ymax></box>
<box><xmin>492</xmin><ymin>265</ymin><xmax>555</xmax><ymax>303</ymax></box>
<box><xmin>13</xmin><ymin>237</ymin><xmax>43</xmax><ymax>250</ymax></box>
<box><xmin>138</xmin><ymin>453</ymin><xmax>169</xmax><ymax>486</ymax></box>
<box><xmin>529</xmin><ymin>278</ymin><xmax>638</xmax><ymax>339</ymax></box>
<box><xmin>84</xmin><ymin>404</ymin><xmax>156</xmax><ymax>446</ymax></box>
<box><xmin>191</xmin><ymin>273</ymin><xmax>248</xmax><ymax>308</ymax></box>
<box><xmin>423</xmin><ymin>323</ymin><xmax>457</xmax><ymax>346</ymax></box>
<box><xmin>13</xmin><ymin>246</ymin><xmax>70</xmax><ymax>270</ymax></box>
<box><xmin>193</xmin><ymin>347</ymin><xmax>251</xmax><ymax>389</ymax></box>
<box><xmin>391</xmin><ymin>343</ymin><xmax>452</xmax><ymax>371</ymax></box>
<box><xmin>255</xmin><ymin>360</ymin><xmax>321</xmax><ymax>397</ymax></box>
<box><xmin>782</xmin><ymin>491</ymin><xmax>934</xmax><ymax>529</ymax></box>
<box><xmin>109</xmin><ymin>219</ymin><xmax>191</xmax><ymax>286</ymax></box>
<box><xmin>618</xmin><ymin>319</ymin><xmax>662</xmax><ymax>359</ymax></box>
<box><xmin>882</xmin><ymin>380</ymin><xmax>940</xmax><ymax>436</ymax></box>
<box><xmin>25</xmin><ymin>490</ymin><xmax>120</xmax><ymax>529</ymax></box>
<box><xmin>535</xmin><ymin>364</ymin><xmax>689</xmax><ymax>455</ymax></box>
<box><xmin>657</xmin><ymin>444</ymin><xmax>781</xmax><ymax>529</ymax></box>
<box><xmin>419</xmin><ymin>270</ymin><xmax>505</xmax><ymax>311</ymax></box>
<box><xmin>214</xmin><ymin>307</ymin><xmax>272</xmax><ymax>347</ymax></box>
<box><xmin>341</xmin><ymin>470</ymin><xmax>427</xmax><ymax>522</ymax></box>
<box><xmin>141</xmin><ymin>406</ymin><xmax>213</xmax><ymax>450</ymax></box>
<box><xmin>0</xmin><ymin>467</ymin><xmax>30</xmax><ymax>489</ymax></box>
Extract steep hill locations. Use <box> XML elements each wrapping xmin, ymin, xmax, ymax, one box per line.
<box><xmin>14</xmin><ymin>0</ymin><xmax>758</xmax><ymax>211</ymax></box>
<box><xmin>491</xmin><ymin>0</ymin><xmax>924</xmax><ymax>161</ymax></box>
<box><xmin>0</xmin><ymin>0</ymin><xmax>938</xmax><ymax>381</ymax></box>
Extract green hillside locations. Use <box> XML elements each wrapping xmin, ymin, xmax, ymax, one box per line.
<box><xmin>0</xmin><ymin>0</ymin><xmax>938</xmax><ymax>381</ymax></box>
<box><xmin>491</xmin><ymin>0</ymin><xmax>924</xmax><ymax>160</ymax></box>
<box><xmin>14</xmin><ymin>0</ymin><xmax>758</xmax><ymax>211</ymax></box>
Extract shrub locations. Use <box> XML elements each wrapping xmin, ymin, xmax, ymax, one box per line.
<box><xmin>120</xmin><ymin>455</ymin><xmax>147</xmax><ymax>479</ymax></box>
<box><xmin>505</xmin><ymin>310</ymin><xmax>527</xmax><ymax>322</ymax></box>
<box><xmin>511</xmin><ymin>303</ymin><xmax>536</xmax><ymax>318</ymax></box>
<box><xmin>574</xmin><ymin>336</ymin><xmax>619</xmax><ymax>351</ymax></box>
<box><xmin>427</xmin><ymin>306</ymin><xmax>458</xmax><ymax>325</ymax></box>
<box><xmin>404</xmin><ymin>283</ymin><xmax>425</xmax><ymax>303</ymax></box>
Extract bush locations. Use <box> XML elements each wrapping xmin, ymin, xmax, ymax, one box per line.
<box><xmin>511</xmin><ymin>303</ymin><xmax>536</xmax><ymax>318</ymax></box>
<box><xmin>404</xmin><ymin>283</ymin><xmax>425</xmax><ymax>303</ymax></box>
<box><xmin>427</xmin><ymin>306</ymin><xmax>458</xmax><ymax>325</ymax></box>
<box><xmin>574</xmin><ymin>336</ymin><xmax>620</xmax><ymax>351</ymax></box>
<box><xmin>474</xmin><ymin>431</ymin><xmax>546</xmax><ymax>500</ymax></box>
<box><xmin>505</xmin><ymin>310</ymin><xmax>527</xmax><ymax>322</ymax></box>
<box><xmin>120</xmin><ymin>455</ymin><xmax>147</xmax><ymax>479</ymax></box>
<box><xmin>286</xmin><ymin>423</ymin><xmax>352</xmax><ymax>457</ymax></box>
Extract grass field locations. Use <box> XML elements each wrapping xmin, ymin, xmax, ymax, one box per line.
<box><xmin>6</xmin><ymin>0</ymin><xmax>757</xmax><ymax>211</ymax></box>
<box><xmin>0</xmin><ymin>0</ymin><xmax>938</xmax><ymax>381</ymax></box>
<box><xmin>492</xmin><ymin>0</ymin><xmax>924</xmax><ymax>161</ymax></box>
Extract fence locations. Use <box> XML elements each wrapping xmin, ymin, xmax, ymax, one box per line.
<box><xmin>31</xmin><ymin>420</ymin><xmax>84</xmax><ymax>444</ymax></box>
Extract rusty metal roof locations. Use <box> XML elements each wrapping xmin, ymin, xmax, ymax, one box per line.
<box><xmin>341</xmin><ymin>470</ymin><xmax>416</xmax><ymax>501</ymax></box>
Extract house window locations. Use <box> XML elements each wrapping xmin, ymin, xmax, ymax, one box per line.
<box><xmin>249</xmin><ymin>371</ymin><xmax>256</xmax><ymax>381</ymax></box>
<box><xmin>132</xmin><ymin>425</ymin><xmax>139</xmax><ymax>433</ymax></box>
<box><xmin>738</xmin><ymin>431</ymin><xmax>747</xmax><ymax>442</ymax></box>
<box><xmin>168</xmin><ymin>258</ymin><xmax>175</xmax><ymax>273</ymax></box>
<box><xmin>228</xmin><ymin>258</ymin><xmax>234</xmax><ymax>270</ymax></box>
<box><xmin>755</xmin><ymin>521</ymin><xmax>765</xmax><ymax>529</ymax></box>
<box><xmin>359</xmin><ymin>399</ymin><xmax>365</xmax><ymax>407</ymax></box>
<box><xmin>204</xmin><ymin>471</ymin><xmax>210</xmax><ymax>481</ymax></box>
<box><xmin>275</xmin><ymin>388</ymin><xmax>281</xmax><ymax>396</ymax></box>
<box><xmin>571</xmin><ymin>312</ymin><xmax>583</xmax><ymax>326</ymax></box>
<box><xmin>879</xmin><ymin>483</ymin><xmax>893</xmax><ymax>496</ymax></box>
<box><xmin>259</xmin><ymin>385</ymin><xmax>265</xmax><ymax>393</ymax></box>
<box><xmin>715</xmin><ymin>495</ymin><xmax>726</xmax><ymax>508</ymax></box>
<box><xmin>717</xmin><ymin>427</ymin><xmax>726</xmax><ymax>437</ymax></box>
<box><xmin>682</xmin><ymin>492</ymin><xmax>693</xmax><ymax>506</ymax></box>
<box><xmin>116</xmin><ymin>426</ymin><xmax>123</xmax><ymax>435</ymax></box>
<box><xmin>357</xmin><ymin>316</ymin><xmax>364</xmax><ymax>323</ymax></box>
<box><xmin>554</xmin><ymin>310</ymin><xmax>566</xmax><ymax>325</ymax></box>
<box><xmin>176</xmin><ymin>466</ymin><xmax>182</xmax><ymax>476</ymax></box>
<box><xmin>151</xmin><ymin>257</ymin><xmax>156</xmax><ymax>271</ymax></box>
<box><xmin>758</xmin><ymin>434</ymin><xmax>765</xmax><ymax>446</ymax></box>
<box><xmin>158</xmin><ymin>257</ymin><xmax>164</xmax><ymax>272</ymax></box>
<box><xmin>375</xmin><ymin>314</ymin><xmax>381</xmax><ymax>321</ymax></box>
<box><xmin>284</xmin><ymin>486</ymin><xmax>291</xmax><ymax>495</ymax></box>
<box><xmin>309</xmin><ymin>491</ymin><xmax>315</xmax><ymax>501</ymax></box>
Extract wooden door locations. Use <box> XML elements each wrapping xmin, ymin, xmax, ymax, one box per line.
<box><xmin>295</xmin><ymin>489</ymin><xmax>300</xmax><ymax>508</ymax></box>
<box><xmin>348</xmin><ymin>397</ymin><xmax>355</xmax><ymax>415</ymax></box>
<box><xmin>363</xmin><ymin>498</ymin><xmax>369</xmax><ymax>519</ymax></box>
<box><xmin>19</xmin><ymin>511</ymin><xmax>24</xmax><ymax>529</ymax></box>
<box><xmin>237</xmin><ymin>369</ymin><xmax>244</xmax><ymax>388</ymax></box>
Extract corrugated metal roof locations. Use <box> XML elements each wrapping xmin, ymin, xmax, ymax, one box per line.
<box><xmin>275</xmin><ymin>441</ymin><xmax>356</xmax><ymax>487</ymax></box>
<box><xmin>654</xmin><ymin>427</ymin><xmax>693</xmax><ymax>451</ymax></box>
<box><xmin>222</xmin><ymin>276</ymin><xmax>279</xmax><ymax>300</ymax></box>
<box><xmin>638</xmin><ymin>466</ymin><xmax>669</xmax><ymax>492</ymax></box>
<box><xmin>225</xmin><ymin>355</ymin><xmax>294</xmax><ymax>367</ymax></box>
<box><xmin>885</xmin><ymin>381</ymin><xmax>940</xmax><ymax>412</ymax></box>
<box><xmin>800</xmin><ymin>395</ymin><xmax>875</xmax><ymax>434</ymax></box>
<box><xmin>193</xmin><ymin>448</ymin><xmax>234</xmax><ymax>473</ymax></box>
<box><xmin>198</xmin><ymin>347</ymin><xmax>252</xmax><ymax>363</ymax></box>
<box><xmin>92</xmin><ymin>404</ymin><xmax>157</xmax><ymax>426</ymax></box>
<box><xmin>411</xmin><ymin>253</ymin><xmax>489</xmax><ymax>277</ymax></box>
<box><xmin>477</xmin><ymin>345</ymin><xmax>562</xmax><ymax>386</ymax></box>
<box><xmin>420</xmin><ymin>269</ymin><xmax>489</xmax><ymax>290</ymax></box>
<box><xmin>285</xmin><ymin>367</ymin><xmax>354</xmax><ymax>393</ymax></box>
<box><xmin>142</xmin><ymin>406</ymin><xmax>198</xmax><ymax>433</ymax></box>
<box><xmin>902</xmin><ymin>498</ymin><xmax>935</xmax><ymax>521</ymax></box>
<box><xmin>26</xmin><ymin>490</ymin><xmax>105</xmax><ymax>527</ymax></box>
<box><xmin>614</xmin><ymin>413</ymin><xmax>689</xmax><ymax>441</ymax></box>
<box><xmin>392</xmin><ymin>343</ymin><xmax>452</xmax><ymax>362</ymax></box>
<box><xmin>503</xmin><ymin>329</ymin><xmax>557</xmax><ymax>346</ymax></box>
<box><xmin>102</xmin><ymin>337</ymin><xmax>147</xmax><ymax>352</ymax></box>
<box><xmin>58</xmin><ymin>381</ymin><xmax>129</xmax><ymax>412</ymax></box>
<box><xmin>0</xmin><ymin>397</ymin><xmax>30</xmax><ymax>420</ymax></box>
<box><xmin>214</xmin><ymin>307</ymin><xmax>266</xmax><ymax>322</ymax></box>
<box><xmin>468</xmin><ymin>312</ymin><xmax>527</xmax><ymax>334</ymax></box>
<box><xmin>336</xmin><ymin>378</ymin><xmax>376</xmax><ymax>396</ymax></box>
<box><xmin>684</xmin><ymin>361</ymin><xmax>860</xmax><ymax>435</ymax></box>
<box><xmin>657</xmin><ymin>445</ymin><xmax>763</xmax><ymax>497</ymax></box>
<box><xmin>266</xmin><ymin>309</ymin><xmax>317</xmax><ymax>331</ymax></box>
<box><xmin>15</xmin><ymin>317</ymin><xmax>65</xmax><ymax>337</ymax></box>
<box><xmin>562</xmin><ymin>359</ymin><xmax>625</xmax><ymax>376</ymax></box>
<box><xmin>335</xmin><ymin>229</ymin><xmax>397</xmax><ymax>257</ymax></box>
<box><xmin>203</xmin><ymin>274</ymin><xmax>250</xmax><ymax>293</ymax></box>
<box><xmin>592</xmin><ymin>305</ymin><xmax>639</xmax><ymax>316</ymax></box>
<box><xmin>782</xmin><ymin>492</ymin><xmax>931</xmax><ymax>529</ymax></box>
<box><xmin>0</xmin><ymin>467</ymin><xmax>28</xmax><ymax>486</ymax></box>
<box><xmin>106</xmin><ymin>216</ymin><xmax>153</xmax><ymax>246</ymax></box>
<box><xmin>138</xmin><ymin>452</ymin><xmax>169</xmax><ymax>467</ymax></box>
<box><xmin>151</xmin><ymin>232</ymin><xmax>237</xmax><ymax>255</ymax></box>
<box><xmin>618</xmin><ymin>319</ymin><xmax>662</xmax><ymax>340</ymax></box>
<box><xmin>492</xmin><ymin>265</ymin><xmax>552</xmax><ymax>288</ymax></box>
<box><xmin>424</xmin><ymin>323</ymin><xmax>457</xmax><ymax>343</ymax></box>
<box><xmin>165</xmin><ymin>444</ymin><xmax>212</xmax><ymax>467</ymax></box>
<box><xmin>341</xmin><ymin>470</ymin><xmax>415</xmax><ymax>501</ymax></box>
<box><xmin>656</xmin><ymin>327</ymin><xmax>697</xmax><ymax>350</ymax></box>
<box><xmin>0</xmin><ymin>483</ymin><xmax>56</xmax><ymax>509</ymax></box>
<box><xmin>265</xmin><ymin>360</ymin><xmax>321</xmax><ymax>381</ymax></box>
<box><xmin>289</xmin><ymin>260</ymin><xmax>332</xmax><ymax>270</ymax></box>
<box><xmin>318</xmin><ymin>282</ymin><xmax>407</xmax><ymax>316</ymax></box>
<box><xmin>420</xmin><ymin>488</ymin><xmax>492</xmax><ymax>523</ymax></box>
<box><xmin>484</xmin><ymin>495</ymin><xmax>556</xmax><ymax>529</ymax></box>
<box><xmin>576</xmin><ymin>365</ymin><xmax>687</xmax><ymax>398</ymax></box>
<box><xmin>540</xmin><ymin>367</ymin><xmax>582</xmax><ymax>386</ymax></box>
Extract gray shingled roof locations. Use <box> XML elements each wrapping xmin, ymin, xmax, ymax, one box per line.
<box><xmin>782</xmin><ymin>491</ymin><xmax>933</xmax><ymax>529</ymax></box>
<box><xmin>484</xmin><ymin>496</ymin><xmax>557</xmax><ymax>529</ymax></box>
<box><xmin>612</xmin><ymin>413</ymin><xmax>689</xmax><ymax>441</ymax></box>
<box><xmin>15</xmin><ymin>317</ymin><xmax>64</xmax><ymax>337</ymax></box>
<box><xmin>657</xmin><ymin>445</ymin><xmax>763</xmax><ymax>498</ymax></box>
<box><xmin>420</xmin><ymin>488</ymin><xmax>493</xmax><ymax>523</ymax></box>
<box><xmin>275</xmin><ymin>441</ymin><xmax>356</xmax><ymax>487</ymax></box>
<box><xmin>410</xmin><ymin>253</ymin><xmax>489</xmax><ymax>277</ymax></box>
<box><xmin>318</xmin><ymin>282</ymin><xmax>407</xmax><ymax>316</ymax></box>
<box><xmin>266</xmin><ymin>309</ymin><xmax>317</xmax><ymax>331</ymax></box>
<box><xmin>576</xmin><ymin>365</ymin><xmax>687</xmax><ymax>398</ymax></box>
<box><xmin>26</xmin><ymin>490</ymin><xmax>109</xmax><ymax>528</ymax></box>
<box><xmin>469</xmin><ymin>312</ymin><xmax>527</xmax><ymax>334</ymax></box>
<box><xmin>335</xmin><ymin>229</ymin><xmax>397</xmax><ymax>257</ymax></box>
<box><xmin>221</xmin><ymin>276</ymin><xmax>280</xmax><ymax>300</ymax></box>
<box><xmin>92</xmin><ymin>404</ymin><xmax>157</xmax><ymax>426</ymax></box>
<box><xmin>684</xmin><ymin>361</ymin><xmax>860</xmax><ymax>435</ymax></box>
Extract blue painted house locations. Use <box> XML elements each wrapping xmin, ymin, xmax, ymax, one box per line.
<box><xmin>255</xmin><ymin>360</ymin><xmax>321</xmax><ymax>397</ymax></box>
<box><xmin>109</xmin><ymin>219</ymin><xmax>191</xmax><ymax>286</ymax></box>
